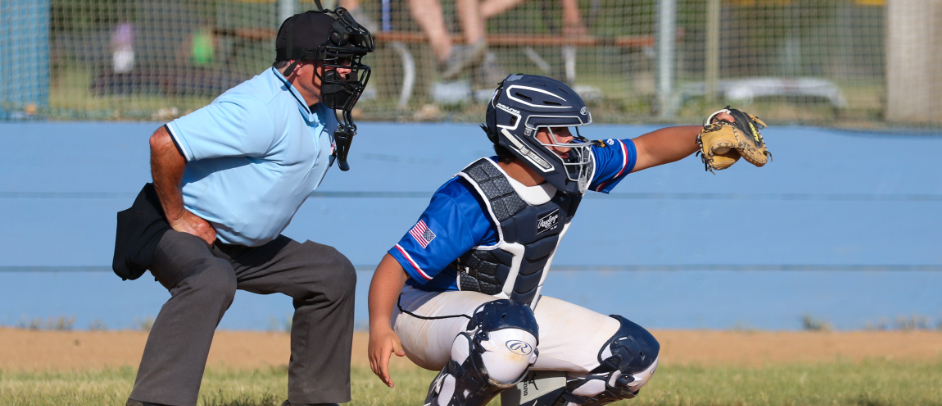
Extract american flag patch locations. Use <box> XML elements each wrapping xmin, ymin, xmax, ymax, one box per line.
<box><xmin>409</xmin><ymin>220</ymin><xmax>436</xmax><ymax>249</ymax></box>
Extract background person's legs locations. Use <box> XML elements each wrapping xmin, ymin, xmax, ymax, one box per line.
<box><xmin>456</xmin><ymin>0</ymin><xmax>485</xmax><ymax>46</ymax></box>
<box><xmin>409</xmin><ymin>0</ymin><xmax>453</xmax><ymax>64</ymax></box>
<box><xmin>479</xmin><ymin>0</ymin><xmax>586</xmax><ymax>34</ymax></box>
<box><xmin>129</xmin><ymin>231</ymin><xmax>238</xmax><ymax>406</ymax></box>
<box><xmin>560</xmin><ymin>0</ymin><xmax>587</xmax><ymax>36</ymax></box>
<box><xmin>339</xmin><ymin>0</ymin><xmax>378</xmax><ymax>32</ymax></box>
<box><xmin>226</xmin><ymin>237</ymin><xmax>357</xmax><ymax>405</ymax></box>
<box><xmin>409</xmin><ymin>0</ymin><xmax>488</xmax><ymax>80</ymax></box>
<box><xmin>480</xmin><ymin>0</ymin><xmax>523</xmax><ymax>20</ymax></box>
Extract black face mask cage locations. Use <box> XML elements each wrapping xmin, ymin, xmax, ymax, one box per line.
<box><xmin>329</xmin><ymin>9</ymin><xmax>375</xmax><ymax>51</ymax></box>
<box><xmin>320</xmin><ymin>50</ymin><xmax>371</xmax><ymax>111</ymax></box>
<box><xmin>322</xmin><ymin>6</ymin><xmax>374</xmax><ymax>109</ymax></box>
<box><xmin>318</xmin><ymin>47</ymin><xmax>371</xmax><ymax>172</ymax></box>
<box><xmin>280</xmin><ymin>5</ymin><xmax>374</xmax><ymax>171</ymax></box>
<box><xmin>321</xmin><ymin>7</ymin><xmax>374</xmax><ymax>171</ymax></box>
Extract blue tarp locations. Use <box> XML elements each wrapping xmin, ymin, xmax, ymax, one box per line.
<box><xmin>1</xmin><ymin>122</ymin><xmax>940</xmax><ymax>330</ymax></box>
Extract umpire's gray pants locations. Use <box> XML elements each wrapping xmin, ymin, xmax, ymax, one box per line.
<box><xmin>128</xmin><ymin>230</ymin><xmax>356</xmax><ymax>406</ymax></box>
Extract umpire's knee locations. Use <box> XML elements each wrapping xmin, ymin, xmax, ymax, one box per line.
<box><xmin>306</xmin><ymin>242</ymin><xmax>357</xmax><ymax>301</ymax></box>
<box><xmin>181</xmin><ymin>257</ymin><xmax>238</xmax><ymax>308</ymax></box>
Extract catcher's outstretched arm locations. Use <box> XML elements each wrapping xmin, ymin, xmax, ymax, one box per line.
<box><xmin>632</xmin><ymin>112</ymin><xmax>736</xmax><ymax>173</ymax></box>
<box><xmin>631</xmin><ymin>125</ymin><xmax>700</xmax><ymax>173</ymax></box>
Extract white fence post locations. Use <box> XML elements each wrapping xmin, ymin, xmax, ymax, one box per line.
<box><xmin>657</xmin><ymin>0</ymin><xmax>677</xmax><ymax>118</ymax></box>
<box><xmin>886</xmin><ymin>0</ymin><xmax>942</xmax><ymax>124</ymax></box>
<box><xmin>279</xmin><ymin>0</ymin><xmax>297</xmax><ymax>24</ymax></box>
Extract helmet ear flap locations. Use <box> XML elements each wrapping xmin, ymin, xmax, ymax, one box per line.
<box><xmin>490</xmin><ymin>81</ymin><xmax>503</xmax><ymax>107</ymax></box>
<box><xmin>480</xmin><ymin>124</ymin><xmax>498</xmax><ymax>144</ymax></box>
<box><xmin>483</xmin><ymin>80</ymin><xmax>504</xmax><ymax>144</ymax></box>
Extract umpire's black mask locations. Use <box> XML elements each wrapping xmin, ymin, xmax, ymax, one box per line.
<box><xmin>274</xmin><ymin>7</ymin><xmax>375</xmax><ymax>171</ymax></box>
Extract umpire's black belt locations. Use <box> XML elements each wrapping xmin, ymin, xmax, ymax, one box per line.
<box><xmin>214</xmin><ymin>240</ymin><xmax>251</xmax><ymax>255</ymax></box>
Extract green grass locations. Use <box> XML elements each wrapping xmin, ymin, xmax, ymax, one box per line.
<box><xmin>2</xmin><ymin>360</ymin><xmax>941</xmax><ymax>406</ymax></box>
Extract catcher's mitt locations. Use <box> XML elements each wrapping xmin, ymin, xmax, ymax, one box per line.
<box><xmin>696</xmin><ymin>106</ymin><xmax>771</xmax><ymax>172</ymax></box>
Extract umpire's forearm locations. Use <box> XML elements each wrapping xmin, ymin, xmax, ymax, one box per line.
<box><xmin>149</xmin><ymin>126</ymin><xmax>187</xmax><ymax>222</ymax></box>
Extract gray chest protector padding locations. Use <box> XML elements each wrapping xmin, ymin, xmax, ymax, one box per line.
<box><xmin>454</xmin><ymin>158</ymin><xmax>582</xmax><ymax>306</ymax></box>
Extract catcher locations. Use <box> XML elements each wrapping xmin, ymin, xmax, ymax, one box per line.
<box><xmin>368</xmin><ymin>74</ymin><xmax>770</xmax><ymax>406</ymax></box>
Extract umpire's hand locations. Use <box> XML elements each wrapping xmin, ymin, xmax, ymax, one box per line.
<box><xmin>170</xmin><ymin>210</ymin><xmax>217</xmax><ymax>245</ymax></box>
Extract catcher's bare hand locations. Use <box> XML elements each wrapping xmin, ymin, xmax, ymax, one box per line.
<box><xmin>369</xmin><ymin>325</ymin><xmax>406</xmax><ymax>388</ymax></box>
<box><xmin>697</xmin><ymin>107</ymin><xmax>770</xmax><ymax>172</ymax></box>
<box><xmin>712</xmin><ymin>111</ymin><xmax>735</xmax><ymax>124</ymax></box>
<box><xmin>707</xmin><ymin>111</ymin><xmax>736</xmax><ymax>156</ymax></box>
<box><xmin>170</xmin><ymin>210</ymin><xmax>216</xmax><ymax>245</ymax></box>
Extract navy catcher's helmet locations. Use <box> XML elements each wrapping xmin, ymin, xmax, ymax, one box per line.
<box><xmin>484</xmin><ymin>74</ymin><xmax>594</xmax><ymax>194</ymax></box>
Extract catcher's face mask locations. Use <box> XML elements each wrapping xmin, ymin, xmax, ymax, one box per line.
<box><xmin>536</xmin><ymin>126</ymin><xmax>593</xmax><ymax>194</ymax></box>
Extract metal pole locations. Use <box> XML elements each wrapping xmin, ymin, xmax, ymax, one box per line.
<box><xmin>705</xmin><ymin>0</ymin><xmax>720</xmax><ymax>103</ymax></box>
<box><xmin>390</xmin><ymin>42</ymin><xmax>415</xmax><ymax>109</ymax></box>
<box><xmin>886</xmin><ymin>0</ymin><xmax>941</xmax><ymax>123</ymax></box>
<box><xmin>657</xmin><ymin>0</ymin><xmax>676</xmax><ymax>118</ymax></box>
<box><xmin>2</xmin><ymin>0</ymin><xmax>50</xmax><ymax>115</ymax></box>
<box><xmin>382</xmin><ymin>0</ymin><xmax>393</xmax><ymax>31</ymax></box>
<box><xmin>278</xmin><ymin>0</ymin><xmax>296</xmax><ymax>24</ymax></box>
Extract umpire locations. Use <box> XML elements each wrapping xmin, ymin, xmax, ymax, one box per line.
<box><xmin>112</xmin><ymin>7</ymin><xmax>375</xmax><ymax>406</ymax></box>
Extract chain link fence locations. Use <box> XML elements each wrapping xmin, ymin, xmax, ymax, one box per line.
<box><xmin>2</xmin><ymin>0</ymin><xmax>940</xmax><ymax>127</ymax></box>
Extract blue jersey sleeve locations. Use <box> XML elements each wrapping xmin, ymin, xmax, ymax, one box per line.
<box><xmin>166</xmin><ymin>97</ymin><xmax>275</xmax><ymax>162</ymax></box>
<box><xmin>589</xmin><ymin>138</ymin><xmax>638</xmax><ymax>193</ymax></box>
<box><xmin>389</xmin><ymin>178</ymin><xmax>496</xmax><ymax>286</ymax></box>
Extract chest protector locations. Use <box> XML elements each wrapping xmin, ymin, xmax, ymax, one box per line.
<box><xmin>453</xmin><ymin>158</ymin><xmax>582</xmax><ymax>308</ymax></box>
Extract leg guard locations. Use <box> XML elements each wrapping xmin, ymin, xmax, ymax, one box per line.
<box><xmin>555</xmin><ymin>315</ymin><xmax>660</xmax><ymax>406</ymax></box>
<box><xmin>425</xmin><ymin>299</ymin><xmax>540</xmax><ymax>406</ymax></box>
<box><xmin>499</xmin><ymin>371</ymin><xmax>568</xmax><ymax>406</ymax></box>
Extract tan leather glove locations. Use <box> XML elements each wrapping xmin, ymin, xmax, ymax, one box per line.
<box><xmin>696</xmin><ymin>107</ymin><xmax>771</xmax><ymax>172</ymax></box>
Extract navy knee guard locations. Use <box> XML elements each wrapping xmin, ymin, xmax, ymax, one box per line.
<box><xmin>557</xmin><ymin>315</ymin><xmax>660</xmax><ymax>406</ymax></box>
<box><xmin>425</xmin><ymin>299</ymin><xmax>540</xmax><ymax>406</ymax></box>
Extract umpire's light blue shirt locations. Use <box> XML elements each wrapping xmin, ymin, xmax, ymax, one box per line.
<box><xmin>165</xmin><ymin>67</ymin><xmax>336</xmax><ymax>246</ymax></box>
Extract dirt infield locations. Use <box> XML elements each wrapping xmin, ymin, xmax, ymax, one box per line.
<box><xmin>2</xmin><ymin>328</ymin><xmax>941</xmax><ymax>372</ymax></box>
